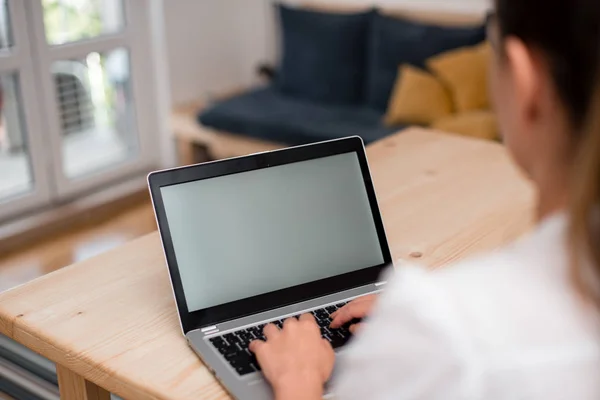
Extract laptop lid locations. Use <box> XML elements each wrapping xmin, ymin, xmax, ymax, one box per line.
<box><xmin>148</xmin><ymin>137</ymin><xmax>392</xmax><ymax>334</ymax></box>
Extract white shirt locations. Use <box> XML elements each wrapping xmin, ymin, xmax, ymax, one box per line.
<box><xmin>335</xmin><ymin>213</ymin><xmax>600</xmax><ymax>399</ymax></box>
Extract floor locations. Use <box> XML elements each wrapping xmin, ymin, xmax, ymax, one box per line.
<box><xmin>0</xmin><ymin>201</ymin><xmax>156</xmax><ymax>293</ymax></box>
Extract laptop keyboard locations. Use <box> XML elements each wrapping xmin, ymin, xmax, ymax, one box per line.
<box><xmin>209</xmin><ymin>302</ymin><xmax>354</xmax><ymax>376</ymax></box>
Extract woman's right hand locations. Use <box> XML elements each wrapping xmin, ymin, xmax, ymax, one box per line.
<box><xmin>329</xmin><ymin>294</ymin><xmax>378</xmax><ymax>333</ymax></box>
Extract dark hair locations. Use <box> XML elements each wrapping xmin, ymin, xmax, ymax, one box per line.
<box><xmin>570</xmin><ymin>83</ymin><xmax>600</xmax><ymax>304</ymax></box>
<box><xmin>495</xmin><ymin>0</ymin><xmax>600</xmax><ymax>129</ymax></box>
<box><xmin>495</xmin><ymin>0</ymin><xmax>600</xmax><ymax>302</ymax></box>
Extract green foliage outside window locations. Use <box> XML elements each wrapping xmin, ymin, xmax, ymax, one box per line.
<box><xmin>42</xmin><ymin>0</ymin><xmax>103</xmax><ymax>45</ymax></box>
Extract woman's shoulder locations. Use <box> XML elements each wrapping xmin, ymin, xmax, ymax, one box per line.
<box><xmin>387</xmin><ymin>212</ymin><xmax>570</xmax><ymax>308</ymax></box>
<box><xmin>377</xmin><ymin>211</ymin><xmax>596</xmax><ymax>367</ymax></box>
<box><xmin>335</xmin><ymin>213</ymin><xmax>596</xmax><ymax>399</ymax></box>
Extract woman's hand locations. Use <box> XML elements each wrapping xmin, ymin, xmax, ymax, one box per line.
<box><xmin>249</xmin><ymin>314</ymin><xmax>335</xmax><ymax>400</ymax></box>
<box><xmin>329</xmin><ymin>294</ymin><xmax>378</xmax><ymax>333</ymax></box>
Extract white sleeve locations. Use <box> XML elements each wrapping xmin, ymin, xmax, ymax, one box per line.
<box><xmin>333</xmin><ymin>264</ymin><xmax>484</xmax><ymax>400</ymax></box>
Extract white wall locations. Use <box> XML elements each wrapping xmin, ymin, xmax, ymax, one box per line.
<box><xmin>163</xmin><ymin>0</ymin><xmax>490</xmax><ymax>105</ymax></box>
<box><xmin>163</xmin><ymin>0</ymin><xmax>272</xmax><ymax>105</ymax></box>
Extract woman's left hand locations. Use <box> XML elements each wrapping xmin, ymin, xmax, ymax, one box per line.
<box><xmin>249</xmin><ymin>314</ymin><xmax>335</xmax><ymax>400</ymax></box>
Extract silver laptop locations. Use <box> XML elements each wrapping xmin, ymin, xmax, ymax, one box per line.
<box><xmin>148</xmin><ymin>136</ymin><xmax>392</xmax><ymax>399</ymax></box>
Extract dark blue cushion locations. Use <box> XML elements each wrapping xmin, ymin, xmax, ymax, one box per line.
<box><xmin>365</xmin><ymin>12</ymin><xmax>486</xmax><ymax>110</ymax></box>
<box><xmin>198</xmin><ymin>86</ymin><xmax>402</xmax><ymax>145</ymax></box>
<box><xmin>276</xmin><ymin>4</ymin><xmax>374</xmax><ymax>105</ymax></box>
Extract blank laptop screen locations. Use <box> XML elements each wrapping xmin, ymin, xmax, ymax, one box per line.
<box><xmin>160</xmin><ymin>152</ymin><xmax>385</xmax><ymax>313</ymax></box>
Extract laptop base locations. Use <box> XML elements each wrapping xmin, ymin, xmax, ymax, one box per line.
<box><xmin>187</xmin><ymin>283</ymin><xmax>383</xmax><ymax>400</ymax></box>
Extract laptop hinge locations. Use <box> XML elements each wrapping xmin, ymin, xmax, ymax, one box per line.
<box><xmin>375</xmin><ymin>281</ymin><xmax>387</xmax><ymax>287</ymax></box>
<box><xmin>201</xmin><ymin>325</ymin><xmax>219</xmax><ymax>335</ymax></box>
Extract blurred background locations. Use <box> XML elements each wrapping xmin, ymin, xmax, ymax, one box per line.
<box><xmin>0</xmin><ymin>0</ymin><xmax>490</xmax><ymax>398</ymax></box>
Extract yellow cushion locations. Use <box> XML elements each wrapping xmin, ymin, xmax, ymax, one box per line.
<box><xmin>427</xmin><ymin>42</ymin><xmax>491</xmax><ymax>112</ymax></box>
<box><xmin>431</xmin><ymin>110</ymin><xmax>499</xmax><ymax>140</ymax></box>
<box><xmin>384</xmin><ymin>64</ymin><xmax>453</xmax><ymax>126</ymax></box>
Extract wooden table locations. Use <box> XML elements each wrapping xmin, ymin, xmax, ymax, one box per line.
<box><xmin>0</xmin><ymin>128</ymin><xmax>535</xmax><ymax>399</ymax></box>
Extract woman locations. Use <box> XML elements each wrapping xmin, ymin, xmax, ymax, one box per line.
<box><xmin>249</xmin><ymin>0</ymin><xmax>600</xmax><ymax>398</ymax></box>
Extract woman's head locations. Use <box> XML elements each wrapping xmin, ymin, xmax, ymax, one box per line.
<box><xmin>490</xmin><ymin>0</ymin><xmax>600</xmax><ymax>300</ymax></box>
<box><xmin>490</xmin><ymin>0</ymin><xmax>599</xmax><ymax>178</ymax></box>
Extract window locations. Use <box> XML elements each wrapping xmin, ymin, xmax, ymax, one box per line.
<box><xmin>0</xmin><ymin>0</ymin><xmax>165</xmax><ymax>221</ymax></box>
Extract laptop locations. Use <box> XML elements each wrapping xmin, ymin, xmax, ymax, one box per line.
<box><xmin>148</xmin><ymin>136</ymin><xmax>392</xmax><ymax>399</ymax></box>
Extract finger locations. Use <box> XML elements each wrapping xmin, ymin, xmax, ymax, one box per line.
<box><xmin>330</xmin><ymin>296</ymin><xmax>372</xmax><ymax>320</ymax></box>
<box><xmin>299</xmin><ymin>313</ymin><xmax>316</xmax><ymax>323</ymax></box>
<box><xmin>330</xmin><ymin>304</ymin><xmax>355</xmax><ymax>328</ymax></box>
<box><xmin>349</xmin><ymin>323</ymin><xmax>363</xmax><ymax>334</ymax></box>
<box><xmin>299</xmin><ymin>313</ymin><xmax>320</xmax><ymax>334</ymax></box>
<box><xmin>330</xmin><ymin>302</ymin><xmax>369</xmax><ymax>328</ymax></box>
<box><xmin>263</xmin><ymin>323</ymin><xmax>280</xmax><ymax>339</ymax></box>
<box><xmin>283</xmin><ymin>316</ymin><xmax>299</xmax><ymax>329</ymax></box>
<box><xmin>322</xmin><ymin>338</ymin><xmax>333</xmax><ymax>350</ymax></box>
<box><xmin>249</xmin><ymin>339</ymin><xmax>265</xmax><ymax>353</ymax></box>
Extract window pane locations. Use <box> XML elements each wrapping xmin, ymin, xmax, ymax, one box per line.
<box><xmin>42</xmin><ymin>0</ymin><xmax>124</xmax><ymax>46</ymax></box>
<box><xmin>52</xmin><ymin>48</ymin><xmax>137</xmax><ymax>179</ymax></box>
<box><xmin>0</xmin><ymin>74</ymin><xmax>33</xmax><ymax>201</ymax></box>
<box><xmin>0</xmin><ymin>0</ymin><xmax>13</xmax><ymax>51</ymax></box>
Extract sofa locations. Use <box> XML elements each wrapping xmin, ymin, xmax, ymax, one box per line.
<box><xmin>194</xmin><ymin>4</ymin><xmax>487</xmax><ymax>160</ymax></box>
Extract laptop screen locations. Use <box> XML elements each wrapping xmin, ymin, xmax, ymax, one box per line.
<box><xmin>160</xmin><ymin>151</ymin><xmax>385</xmax><ymax>313</ymax></box>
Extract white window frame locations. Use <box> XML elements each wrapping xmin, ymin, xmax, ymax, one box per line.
<box><xmin>26</xmin><ymin>0</ymin><xmax>161</xmax><ymax>199</ymax></box>
<box><xmin>0</xmin><ymin>1</ymin><xmax>52</xmax><ymax>221</ymax></box>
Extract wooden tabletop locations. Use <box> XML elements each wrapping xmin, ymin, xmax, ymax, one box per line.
<box><xmin>0</xmin><ymin>128</ymin><xmax>535</xmax><ymax>399</ymax></box>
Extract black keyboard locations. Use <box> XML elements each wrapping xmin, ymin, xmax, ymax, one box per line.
<box><xmin>209</xmin><ymin>301</ymin><xmax>353</xmax><ymax>376</ymax></box>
